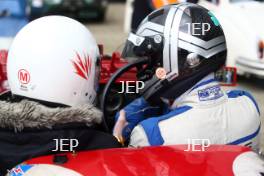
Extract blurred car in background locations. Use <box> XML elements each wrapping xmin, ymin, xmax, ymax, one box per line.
<box><xmin>199</xmin><ymin>0</ymin><xmax>264</xmax><ymax>78</ymax></box>
<box><xmin>29</xmin><ymin>0</ymin><xmax>108</xmax><ymax>21</ymax></box>
<box><xmin>0</xmin><ymin>0</ymin><xmax>28</xmax><ymax>50</ymax></box>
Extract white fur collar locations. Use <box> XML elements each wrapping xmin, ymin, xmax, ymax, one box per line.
<box><xmin>0</xmin><ymin>99</ymin><xmax>102</xmax><ymax>132</ymax></box>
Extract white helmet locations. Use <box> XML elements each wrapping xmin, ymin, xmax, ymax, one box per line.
<box><xmin>7</xmin><ymin>16</ymin><xmax>100</xmax><ymax>107</ymax></box>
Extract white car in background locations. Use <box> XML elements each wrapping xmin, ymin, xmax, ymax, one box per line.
<box><xmin>199</xmin><ymin>0</ymin><xmax>264</xmax><ymax>78</ymax></box>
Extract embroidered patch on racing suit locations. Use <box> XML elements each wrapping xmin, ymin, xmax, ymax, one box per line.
<box><xmin>198</xmin><ymin>85</ymin><xmax>224</xmax><ymax>101</ymax></box>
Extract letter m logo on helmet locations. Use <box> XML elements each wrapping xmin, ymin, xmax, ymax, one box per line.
<box><xmin>18</xmin><ymin>69</ymin><xmax>30</xmax><ymax>84</ymax></box>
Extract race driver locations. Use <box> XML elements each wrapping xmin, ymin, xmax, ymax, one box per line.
<box><xmin>113</xmin><ymin>3</ymin><xmax>261</xmax><ymax>150</ymax></box>
<box><xmin>0</xmin><ymin>16</ymin><xmax>120</xmax><ymax>175</ymax></box>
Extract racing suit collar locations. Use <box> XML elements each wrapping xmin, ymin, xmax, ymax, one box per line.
<box><xmin>171</xmin><ymin>73</ymin><xmax>226</xmax><ymax>109</ymax></box>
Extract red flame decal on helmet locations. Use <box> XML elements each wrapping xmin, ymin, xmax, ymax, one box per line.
<box><xmin>72</xmin><ymin>52</ymin><xmax>92</xmax><ymax>80</ymax></box>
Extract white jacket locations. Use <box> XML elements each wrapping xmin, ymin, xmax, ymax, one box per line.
<box><xmin>129</xmin><ymin>75</ymin><xmax>261</xmax><ymax>151</ymax></box>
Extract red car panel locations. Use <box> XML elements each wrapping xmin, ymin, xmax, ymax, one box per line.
<box><xmin>26</xmin><ymin>145</ymin><xmax>251</xmax><ymax>176</ymax></box>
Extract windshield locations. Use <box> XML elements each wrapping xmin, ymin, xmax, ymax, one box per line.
<box><xmin>230</xmin><ymin>0</ymin><xmax>264</xmax><ymax>3</ymax></box>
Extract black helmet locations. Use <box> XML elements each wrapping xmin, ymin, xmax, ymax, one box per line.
<box><xmin>122</xmin><ymin>3</ymin><xmax>227</xmax><ymax>105</ymax></box>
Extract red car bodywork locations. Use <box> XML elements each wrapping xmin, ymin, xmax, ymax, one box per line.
<box><xmin>0</xmin><ymin>50</ymin><xmax>8</xmax><ymax>92</ymax></box>
<box><xmin>25</xmin><ymin>145</ymin><xmax>251</xmax><ymax>176</ymax></box>
<box><xmin>100</xmin><ymin>51</ymin><xmax>137</xmax><ymax>84</ymax></box>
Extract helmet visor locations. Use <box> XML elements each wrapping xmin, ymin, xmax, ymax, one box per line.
<box><xmin>121</xmin><ymin>33</ymin><xmax>146</xmax><ymax>59</ymax></box>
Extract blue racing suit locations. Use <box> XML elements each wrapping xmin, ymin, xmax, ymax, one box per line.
<box><xmin>115</xmin><ymin>74</ymin><xmax>261</xmax><ymax>150</ymax></box>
